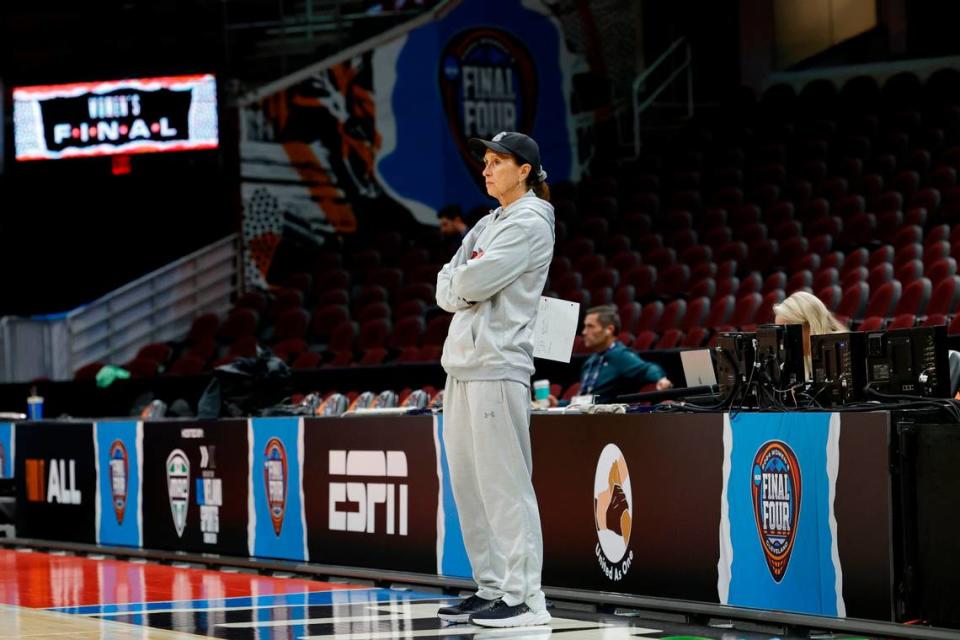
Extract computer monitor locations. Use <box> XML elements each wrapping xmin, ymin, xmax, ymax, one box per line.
<box><xmin>714</xmin><ymin>332</ymin><xmax>756</xmax><ymax>400</ymax></box>
<box><xmin>680</xmin><ymin>348</ymin><xmax>718</xmax><ymax>387</ymax></box>
<box><xmin>755</xmin><ymin>324</ymin><xmax>805</xmax><ymax>389</ymax></box>
<box><xmin>865</xmin><ymin>325</ymin><xmax>950</xmax><ymax>398</ymax></box>
<box><xmin>810</xmin><ymin>332</ymin><xmax>867</xmax><ymax>406</ymax></box>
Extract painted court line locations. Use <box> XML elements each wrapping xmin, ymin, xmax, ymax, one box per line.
<box><xmin>217</xmin><ymin>600</ymin><xmax>455</xmax><ymax>628</ymax></box>
<box><xmin>53</xmin><ymin>587</ymin><xmax>381</xmax><ymax>615</ymax></box>
<box><xmin>372</xmin><ymin>602</ymin><xmax>461</xmax><ymax>616</ymax></box>
<box><xmin>233</xmin><ymin>610</ymin><xmax>636</xmax><ymax>636</ymax></box>
<box><xmin>372</xmin><ymin>604</ymin><xmax>660</xmax><ymax>635</ymax></box>
<box><xmin>217</xmin><ymin>613</ymin><xmax>430</xmax><ymax>629</ymax></box>
<box><xmin>294</xmin><ymin>617</ymin><xmax>662</xmax><ymax>640</ymax></box>
<box><xmin>91</xmin><ymin>590</ymin><xmax>454</xmax><ymax>618</ymax></box>
<box><xmin>551</xmin><ymin>627</ymin><xmax>661</xmax><ymax>638</ymax></box>
<box><xmin>91</xmin><ymin>601</ymin><xmax>316</xmax><ymax>618</ymax></box>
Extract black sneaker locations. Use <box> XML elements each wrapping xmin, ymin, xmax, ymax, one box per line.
<box><xmin>469</xmin><ymin>600</ymin><xmax>551</xmax><ymax>627</ymax></box>
<box><xmin>437</xmin><ymin>595</ymin><xmax>500</xmax><ymax>623</ymax></box>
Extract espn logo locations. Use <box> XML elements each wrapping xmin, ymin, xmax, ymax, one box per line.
<box><xmin>329</xmin><ymin>450</ymin><xmax>408</xmax><ymax>535</ymax></box>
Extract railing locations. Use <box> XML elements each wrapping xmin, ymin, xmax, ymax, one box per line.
<box><xmin>631</xmin><ymin>37</ymin><xmax>693</xmax><ymax>155</ymax></box>
<box><xmin>235</xmin><ymin>0</ymin><xmax>458</xmax><ymax>104</ymax></box>
<box><xmin>0</xmin><ymin>234</ymin><xmax>240</xmax><ymax>383</ymax></box>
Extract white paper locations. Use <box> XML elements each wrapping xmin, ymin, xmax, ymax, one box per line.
<box><xmin>533</xmin><ymin>296</ymin><xmax>580</xmax><ymax>362</ymax></box>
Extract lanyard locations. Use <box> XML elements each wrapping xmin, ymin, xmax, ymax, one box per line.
<box><xmin>582</xmin><ymin>342</ymin><xmax>617</xmax><ymax>394</ymax></box>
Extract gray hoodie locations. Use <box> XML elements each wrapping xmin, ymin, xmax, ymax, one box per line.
<box><xmin>436</xmin><ymin>191</ymin><xmax>556</xmax><ymax>385</ymax></box>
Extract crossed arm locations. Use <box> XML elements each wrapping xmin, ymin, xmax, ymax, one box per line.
<box><xmin>436</xmin><ymin>223</ymin><xmax>530</xmax><ymax>312</ymax></box>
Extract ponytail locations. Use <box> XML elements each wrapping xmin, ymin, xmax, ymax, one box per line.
<box><xmin>517</xmin><ymin>155</ymin><xmax>549</xmax><ymax>200</ymax></box>
<box><xmin>530</xmin><ymin>180</ymin><xmax>550</xmax><ymax>201</ymax></box>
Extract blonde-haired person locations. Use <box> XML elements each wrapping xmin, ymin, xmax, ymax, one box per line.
<box><xmin>772</xmin><ymin>291</ymin><xmax>847</xmax><ymax>379</ymax></box>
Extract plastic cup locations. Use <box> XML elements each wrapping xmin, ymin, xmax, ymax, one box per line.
<box><xmin>27</xmin><ymin>395</ymin><xmax>44</xmax><ymax>420</ymax></box>
<box><xmin>533</xmin><ymin>379</ymin><xmax>550</xmax><ymax>405</ymax></box>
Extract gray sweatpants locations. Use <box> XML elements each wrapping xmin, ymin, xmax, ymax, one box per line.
<box><xmin>443</xmin><ymin>377</ymin><xmax>546</xmax><ymax>613</ymax></box>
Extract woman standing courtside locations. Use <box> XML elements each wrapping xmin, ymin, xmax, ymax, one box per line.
<box><xmin>435</xmin><ymin>132</ymin><xmax>554</xmax><ymax>628</ymax></box>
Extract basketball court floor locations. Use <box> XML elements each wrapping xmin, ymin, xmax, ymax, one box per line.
<box><xmin>0</xmin><ymin>548</ymin><xmax>867</xmax><ymax>640</ymax></box>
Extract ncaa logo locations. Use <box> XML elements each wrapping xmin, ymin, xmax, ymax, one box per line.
<box><xmin>593</xmin><ymin>444</ymin><xmax>634</xmax><ymax>581</ymax></box>
<box><xmin>439</xmin><ymin>27</ymin><xmax>538</xmax><ymax>189</ymax></box>
<box><xmin>263</xmin><ymin>437</ymin><xmax>288</xmax><ymax>536</ymax></box>
<box><xmin>166</xmin><ymin>449</ymin><xmax>190</xmax><ymax>538</ymax></box>
<box><xmin>752</xmin><ymin>441</ymin><xmax>802</xmax><ymax>582</ymax></box>
<box><xmin>108</xmin><ymin>440</ymin><xmax>129</xmax><ymax>525</ymax></box>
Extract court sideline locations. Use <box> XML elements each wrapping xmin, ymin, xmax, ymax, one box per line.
<box><xmin>0</xmin><ymin>548</ymin><xmax>842</xmax><ymax>640</ymax></box>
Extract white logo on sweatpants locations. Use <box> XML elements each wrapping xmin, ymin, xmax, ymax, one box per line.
<box><xmin>328</xmin><ymin>450</ymin><xmax>408</xmax><ymax>535</ymax></box>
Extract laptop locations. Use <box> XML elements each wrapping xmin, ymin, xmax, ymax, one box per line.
<box><xmin>680</xmin><ymin>348</ymin><xmax>718</xmax><ymax>387</ymax></box>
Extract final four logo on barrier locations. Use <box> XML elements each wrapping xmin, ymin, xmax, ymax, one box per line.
<box><xmin>752</xmin><ymin>440</ymin><xmax>802</xmax><ymax>582</ymax></box>
<box><xmin>593</xmin><ymin>444</ymin><xmax>634</xmax><ymax>581</ymax></box>
<box><xmin>263</xmin><ymin>437</ymin><xmax>288</xmax><ymax>536</ymax></box>
<box><xmin>166</xmin><ymin>449</ymin><xmax>190</xmax><ymax>538</ymax></box>
<box><xmin>439</xmin><ymin>27</ymin><xmax>538</xmax><ymax>188</ymax></box>
<box><xmin>108</xmin><ymin>440</ymin><xmax>129</xmax><ymax>525</ymax></box>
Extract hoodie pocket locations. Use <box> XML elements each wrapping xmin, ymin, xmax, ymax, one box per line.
<box><xmin>472</xmin><ymin>309</ymin><xmax>503</xmax><ymax>364</ymax></box>
<box><xmin>445</xmin><ymin>311</ymin><xmax>478</xmax><ymax>363</ymax></box>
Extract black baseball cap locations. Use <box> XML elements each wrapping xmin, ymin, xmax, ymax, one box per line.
<box><xmin>468</xmin><ymin>131</ymin><xmax>545</xmax><ymax>181</ymax></box>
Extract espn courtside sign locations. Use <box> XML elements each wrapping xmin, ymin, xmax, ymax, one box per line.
<box><xmin>328</xmin><ymin>450</ymin><xmax>408</xmax><ymax>535</ymax></box>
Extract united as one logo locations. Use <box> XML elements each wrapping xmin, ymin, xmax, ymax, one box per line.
<box><xmin>439</xmin><ymin>27</ymin><xmax>538</xmax><ymax>188</ymax></box>
<box><xmin>593</xmin><ymin>444</ymin><xmax>634</xmax><ymax>581</ymax></box>
<box><xmin>108</xmin><ymin>440</ymin><xmax>129</xmax><ymax>525</ymax></box>
<box><xmin>166</xmin><ymin>449</ymin><xmax>190</xmax><ymax>538</ymax></box>
<box><xmin>263</xmin><ymin>437</ymin><xmax>288</xmax><ymax>536</ymax></box>
<box><xmin>752</xmin><ymin>441</ymin><xmax>802</xmax><ymax>582</ymax></box>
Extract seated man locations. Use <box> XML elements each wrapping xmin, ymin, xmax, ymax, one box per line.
<box><xmin>579</xmin><ymin>305</ymin><xmax>672</xmax><ymax>403</ymax></box>
<box><xmin>437</xmin><ymin>204</ymin><xmax>468</xmax><ymax>241</ymax></box>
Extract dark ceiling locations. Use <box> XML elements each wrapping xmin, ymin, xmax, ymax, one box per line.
<box><xmin>0</xmin><ymin>0</ymin><xmax>429</xmax><ymax>90</ymax></box>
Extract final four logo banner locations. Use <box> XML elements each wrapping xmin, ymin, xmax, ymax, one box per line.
<box><xmin>109</xmin><ymin>440</ymin><xmax>129</xmax><ymax>525</ymax></box>
<box><xmin>438</xmin><ymin>26</ymin><xmax>538</xmax><ymax>191</ymax></box>
<box><xmin>264</xmin><ymin>437</ymin><xmax>288</xmax><ymax>536</ymax></box>
<box><xmin>249</xmin><ymin>417</ymin><xmax>308</xmax><ymax>562</ymax></box>
<box><xmin>95</xmin><ymin>421</ymin><xmax>143</xmax><ymax>547</ymax></box>
<box><xmin>718</xmin><ymin>412</ymin><xmax>845</xmax><ymax>618</ymax></box>
<box><xmin>752</xmin><ymin>440</ymin><xmax>802</xmax><ymax>582</ymax></box>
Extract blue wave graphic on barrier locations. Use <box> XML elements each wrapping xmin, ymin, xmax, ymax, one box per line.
<box><xmin>0</xmin><ymin>423</ymin><xmax>13</xmax><ymax>479</ymax></box>
<box><xmin>436</xmin><ymin>414</ymin><xmax>471</xmax><ymax>578</ymax></box>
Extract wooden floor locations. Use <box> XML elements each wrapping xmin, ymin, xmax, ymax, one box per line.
<box><xmin>0</xmin><ymin>603</ymin><xmax>209</xmax><ymax>639</ymax></box>
<box><xmin>0</xmin><ymin>548</ymin><xmax>838</xmax><ymax>640</ymax></box>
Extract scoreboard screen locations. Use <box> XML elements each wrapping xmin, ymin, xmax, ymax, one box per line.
<box><xmin>13</xmin><ymin>74</ymin><xmax>219</xmax><ymax>161</ymax></box>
